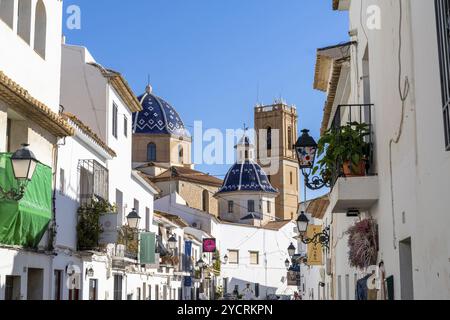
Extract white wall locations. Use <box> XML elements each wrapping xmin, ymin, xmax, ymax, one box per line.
<box><xmin>0</xmin><ymin>0</ymin><xmax>62</xmax><ymax>111</ymax></box>
<box><xmin>220</xmin><ymin>222</ymin><xmax>297</xmax><ymax>299</ymax></box>
<box><xmin>332</xmin><ymin>0</ymin><xmax>450</xmax><ymax>299</ymax></box>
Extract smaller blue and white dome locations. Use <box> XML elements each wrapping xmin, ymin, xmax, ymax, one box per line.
<box><xmin>217</xmin><ymin>160</ymin><xmax>278</xmax><ymax>194</ymax></box>
<box><xmin>133</xmin><ymin>85</ymin><xmax>189</xmax><ymax>137</ymax></box>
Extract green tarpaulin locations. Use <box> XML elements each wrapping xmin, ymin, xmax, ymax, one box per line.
<box><xmin>140</xmin><ymin>232</ymin><xmax>156</xmax><ymax>264</ymax></box>
<box><xmin>0</xmin><ymin>153</ymin><xmax>52</xmax><ymax>247</ymax></box>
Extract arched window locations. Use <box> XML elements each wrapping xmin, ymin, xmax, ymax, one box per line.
<box><xmin>34</xmin><ymin>0</ymin><xmax>47</xmax><ymax>58</ymax></box>
<box><xmin>147</xmin><ymin>143</ymin><xmax>157</xmax><ymax>162</ymax></box>
<box><xmin>288</xmin><ymin>126</ymin><xmax>293</xmax><ymax>150</ymax></box>
<box><xmin>18</xmin><ymin>0</ymin><xmax>32</xmax><ymax>44</ymax></box>
<box><xmin>202</xmin><ymin>190</ymin><xmax>209</xmax><ymax>212</ymax></box>
<box><xmin>178</xmin><ymin>145</ymin><xmax>184</xmax><ymax>164</ymax></box>
<box><xmin>0</xmin><ymin>0</ymin><xmax>15</xmax><ymax>29</ymax></box>
<box><xmin>266</xmin><ymin>127</ymin><xmax>272</xmax><ymax>150</ymax></box>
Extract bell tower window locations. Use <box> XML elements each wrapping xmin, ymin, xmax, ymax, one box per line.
<box><xmin>267</xmin><ymin>127</ymin><xmax>272</xmax><ymax>150</ymax></box>
<box><xmin>147</xmin><ymin>143</ymin><xmax>157</xmax><ymax>162</ymax></box>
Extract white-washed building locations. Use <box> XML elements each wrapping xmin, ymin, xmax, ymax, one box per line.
<box><xmin>308</xmin><ymin>0</ymin><xmax>450</xmax><ymax>300</ymax></box>
<box><xmin>0</xmin><ymin>0</ymin><xmax>74</xmax><ymax>300</ymax></box>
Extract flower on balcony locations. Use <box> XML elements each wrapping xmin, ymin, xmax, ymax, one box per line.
<box><xmin>346</xmin><ymin>218</ymin><xmax>378</xmax><ymax>269</ymax></box>
<box><xmin>160</xmin><ymin>255</ymin><xmax>180</xmax><ymax>266</ymax></box>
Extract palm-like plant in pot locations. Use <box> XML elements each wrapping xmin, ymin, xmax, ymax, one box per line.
<box><xmin>313</xmin><ymin>122</ymin><xmax>371</xmax><ymax>185</ymax></box>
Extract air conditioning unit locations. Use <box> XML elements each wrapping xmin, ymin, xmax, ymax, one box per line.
<box><xmin>99</xmin><ymin>213</ymin><xmax>119</xmax><ymax>244</ymax></box>
<box><xmin>115</xmin><ymin>244</ymin><xmax>125</xmax><ymax>258</ymax></box>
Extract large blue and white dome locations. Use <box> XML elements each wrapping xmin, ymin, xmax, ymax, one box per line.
<box><xmin>133</xmin><ymin>85</ymin><xmax>188</xmax><ymax>137</ymax></box>
<box><xmin>217</xmin><ymin>160</ymin><xmax>278</xmax><ymax>194</ymax></box>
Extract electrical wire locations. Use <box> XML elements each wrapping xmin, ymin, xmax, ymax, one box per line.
<box><xmin>388</xmin><ymin>0</ymin><xmax>410</xmax><ymax>250</ymax></box>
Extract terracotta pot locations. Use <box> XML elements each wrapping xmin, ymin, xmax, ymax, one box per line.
<box><xmin>343</xmin><ymin>160</ymin><xmax>366</xmax><ymax>177</ymax></box>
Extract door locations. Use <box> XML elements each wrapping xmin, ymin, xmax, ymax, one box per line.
<box><xmin>399</xmin><ymin>238</ymin><xmax>414</xmax><ymax>300</ymax></box>
<box><xmin>54</xmin><ymin>270</ymin><xmax>63</xmax><ymax>300</ymax></box>
<box><xmin>89</xmin><ymin>279</ymin><xmax>98</xmax><ymax>300</ymax></box>
<box><xmin>27</xmin><ymin>268</ymin><xmax>44</xmax><ymax>300</ymax></box>
<box><xmin>113</xmin><ymin>274</ymin><xmax>123</xmax><ymax>300</ymax></box>
<box><xmin>5</xmin><ymin>276</ymin><xmax>21</xmax><ymax>300</ymax></box>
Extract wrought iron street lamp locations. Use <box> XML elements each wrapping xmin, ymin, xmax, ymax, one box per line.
<box><xmin>223</xmin><ymin>254</ymin><xmax>229</xmax><ymax>265</ymax></box>
<box><xmin>294</xmin><ymin>129</ymin><xmax>329</xmax><ymax>190</ymax></box>
<box><xmin>285</xmin><ymin>259</ymin><xmax>291</xmax><ymax>269</ymax></box>
<box><xmin>85</xmin><ymin>266</ymin><xmax>94</xmax><ymax>278</ymax></box>
<box><xmin>126</xmin><ymin>208</ymin><xmax>141</xmax><ymax>230</ymax></box>
<box><xmin>296</xmin><ymin>211</ymin><xmax>310</xmax><ymax>235</ymax></box>
<box><xmin>196</xmin><ymin>258</ymin><xmax>205</xmax><ymax>269</ymax></box>
<box><xmin>288</xmin><ymin>243</ymin><xmax>296</xmax><ymax>258</ymax></box>
<box><xmin>0</xmin><ymin>144</ymin><xmax>39</xmax><ymax>201</ymax></box>
<box><xmin>296</xmin><ymin>211</ymin><xmax>330</xmax><ymax>249</ymax></box>
<box><xmin>168</xmin><ymin>234</ymin><xmax>177</xmax><ymax>251</ymax></box>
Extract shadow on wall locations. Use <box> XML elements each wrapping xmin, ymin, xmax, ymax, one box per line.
<box><xmin>225</xmin><ymin>277</ymin><xmax>278</xmax><ymax>300</ymax></box>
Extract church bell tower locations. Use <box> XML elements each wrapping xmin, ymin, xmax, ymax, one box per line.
<box><xmin>254</xmin><ymin>100</ymin><xmax>299</xmax><ymax>221</ymax></box>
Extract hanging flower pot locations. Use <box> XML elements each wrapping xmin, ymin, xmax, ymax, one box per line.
<box><xmin>346</xmin><ymin>218</ymin><xmax>378</xmax><ymax>270</ymax></box>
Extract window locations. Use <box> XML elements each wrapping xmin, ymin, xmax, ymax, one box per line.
<box><xmin>145</xmin><ymin>207</ymin><xmax>150</xmax><ymax>231</ymax></box>
<box><xmin>266</xmin><ymin>127</ymin><xmax>272</xmax><ymax>150</ymax></box>
<box><xmin>202</xmin><ymin>190</ymin><xmax>209</xmax><ymax>212</ymax></box>
<box><xmin>148</xmin><ymin>285</ymin><xmax>152</xmax><ymax>300</ymax></box>
<box><xmin>290</xmin><ymin>171</ymin><xmax>293</xmax><ymax>185</ymax></box>
<box><xmin>68</xmin><ymin>288</ymin><xmax>80</xmax><ymax>301</ymax></box>
<box><xmin>228</xmin><ymin>201</ymin><xmax>234</xmax><ymax>214</ymax></box>
<box><xmin>113</xmin><ymin>275</ymin><xmax>123</xmax><ymax>300</ymax></box>
<box><xmin>267</xmin><ymin>200</ymin><xmax>271</xmax><ymax>213</ymax></box>
<box><xmin>54</xmin><ymin>270</ymin><xmax>63</xmax><ymax>300</ymax></box>
<box><xmin>79</xmin><ymin>160</ymin><xmax>109</xmax><ymax>205</ymax></box>
<box><xmin>5</xmin><ymin>276</ymin><xmax>21</xmax><ymax>300</ymax></box>
<box><xmin>112</xmin><ymin>103</ymin><xmax>118</xmax><ymax>138</ymax></box>
<box><xmin>116</xmin><ymin>189</ymin><xmax>123</xmax><ymax>222</ymax></box>
<box><xmin>249</xmin><ymin>251</ymin><xmax>259</xmax><ymax>265</ymax></box>
<box><xmin>89</xmin><ymin>279</ymin><xmax>98</xmax><ymax>301</ymax></box>
<box><xmin>0</xmin><ymin>0</ymin><xmax>14</xmax><ymax>29</ymax></box>
<box><xmin>247</xmin><ymin>200</ymin><xmax>255</xmax><ymax>213</ymax></box>
<box><xmin>134</xmin><ymin>199</ymin><xmax>140</xmax><ymax>218</ymax></box>
<box><xmin>436</xmin><ymin>0</ymin><xmax>450</xmax><ymax>150</ymax></box>
<box><xmin>178</xmin><ymin>145</ymin><xmax>184</xmax><ymax>163</ymax></box>
<box><xmin>155</xmin><ymin>285</ymin><xmax>159</xmax><ymax>300</ymax></box>
<box><xmin>123</xmin><ymin>115</ymin><xmax>128</xmax><ymax>137</ymax></box>
<box><xmin>223</xmin><ymin>278</ymin><xmax>228</xmax><ymax>294</ymax></box>
<box><xmin>288</xmin><ymin>126</ymin><xmax>293</xmax><ymax>150</ymax></box>
<box><xmin>255</xmin><ymin>283</ymin><xmax>260</xmax><ymax>298</ymax></box>
<box><xmin>147</xmin><ymin>143</ymin><xmax>157</xmax><ymax>162</ymax></box>
<box><xmin>18</xmin><ymin>0</ymin><xmax>32</xmax><ymax>44</ymax></box>
<box><xmin>34</xmin><ymin>0</ymin><xmax>47</xmax><ymax>58</ymax></box>
<box><xmin>137</xmin><ymin>287</ymin><xmax>141</xmax><ymax>301</ymax></box>
<box><xmin>59</xmin><ymin>168</ymin><xmax>65</xmax><ymax>194</ymax></box>
<box><xmin>228</xmin><ymin>250</ymin><xmax>239</xmax><ymax>264</ymax></box>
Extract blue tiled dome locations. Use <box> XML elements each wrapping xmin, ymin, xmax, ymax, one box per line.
<box><xmin>133</xmin><ymin>86</ymin><xmax>188</xmax><ymax>137</ymax></box>
<box><xmin>217</xmin><ymin>160</ymin><xmax>278</xmax><ymax>194</ymax></box>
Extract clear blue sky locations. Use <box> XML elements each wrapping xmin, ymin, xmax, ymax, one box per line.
<box><xmin>63</xmin><ymin>0</ymin><xmax>348</xmax><ymax>199</ymax></box>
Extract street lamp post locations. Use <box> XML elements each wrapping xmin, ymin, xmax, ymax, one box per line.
<box><xmin>296</xmin><ymin>211</ymin><xmax>330</xmax><ymax>249</ymax></box>
<box><xmin>0</xmin><ymin>144</ymin><xmax>39</xmax><ymax>201</ymax></box>
<box><xmin>294</xmin><ymin>129</ymin><xmax>329</xmax><ymax>191</ymax></box>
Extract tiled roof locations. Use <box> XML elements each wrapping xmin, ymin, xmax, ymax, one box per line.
<box><xmin>0</xmin><ymin>71</ymin><xmax>74</xmax><ymax>137</ymax></box>
<box><xmin>62</xmin><ymin>112</ymin><xmax>117</xmax><ymax>157</ymax></box>
<box><xmin>88</xmin><ymin>63</ymin><xmax>142</xmax><ymax>113</ymax></box>
<box><xmin>306</xmin><ymin>195</ymin><xmax>330</xmax><ymax>219</ymax></box>
<box><xmin>154</xmin><ymin>210</ymin><xmax>189</xmax><ymax>228</ymax></box>
<box><xmin>152</xmin><ymin>166</ymin><xmax>223</xmax><ymax>187</ymax></box>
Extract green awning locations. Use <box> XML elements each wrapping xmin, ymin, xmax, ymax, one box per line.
<box><xmin>139</xmin><ymin>232</ymin><xmax>156</xmax><ymax>264</ymax></box>
<box><xmin>0</xmin><ymin>153</ymin><xmax>52</xmax><ymax>247</ymax></box>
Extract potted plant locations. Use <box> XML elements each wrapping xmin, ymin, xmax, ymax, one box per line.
<box><xmin>314</xmin><ymin>122</ymin><xmax>370</xmax><ymax>183</ymax></box>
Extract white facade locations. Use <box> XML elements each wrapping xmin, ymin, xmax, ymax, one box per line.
<box><xmin>311</xmin><ymin>0</ymin><xmax>450</xmax><ymax>300</ymax></box>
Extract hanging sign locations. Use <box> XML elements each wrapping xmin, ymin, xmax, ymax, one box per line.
<box><xmin>307</xmin><ymin>225</ymin><xmax>323</xmax><ymax>266</ymax></box>
<box><xmin>202</xmin><ymin>238</ymin><xmax>216</xmax><ymax>253</ymax></box>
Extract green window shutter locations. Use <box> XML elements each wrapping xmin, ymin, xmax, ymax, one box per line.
<box><xmin>139</xmin><ymin>232</ymin><xmax>156</xmax><ymax>264</ymax></box>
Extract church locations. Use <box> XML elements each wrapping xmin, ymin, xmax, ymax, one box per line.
<box><xmin>132</xmin><ymin>84</ymin><xmax>299</xmax><ymax>298</ymax></box>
